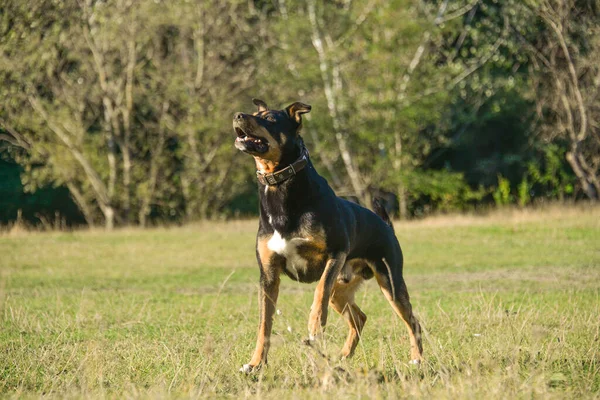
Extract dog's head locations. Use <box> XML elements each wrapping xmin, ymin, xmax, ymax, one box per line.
<box><xmin>233</xmin><ymin>99</ymin><xmax>311</xmax><ymax>172</ymax></box>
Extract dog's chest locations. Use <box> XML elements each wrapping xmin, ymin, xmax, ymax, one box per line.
<box><xmin>267</xmin><ymin>230</ymin><xmax>310</xmax><ymax>271</ymax></box>
<box><xmin>267</xmin><ymin>229</ymin><xmax>327</xmax><ymax>281</ymax></box>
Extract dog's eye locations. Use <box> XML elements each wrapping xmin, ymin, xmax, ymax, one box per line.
<box><xmin>266</xmin><ymin>115</ymin><xmax>275</xmax><ymax>122</ymax></box>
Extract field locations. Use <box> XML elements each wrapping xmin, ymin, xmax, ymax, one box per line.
<box><xmin>1</xmin><ymin>205</ymin><xmax>599</xmax><ymax>399</ymax></box>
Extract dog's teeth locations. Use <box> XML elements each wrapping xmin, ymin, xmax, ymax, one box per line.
<box><xmin>241</xmin><ymin>135</ymin><xmax>264</xmax><ymax>145</ymax></box>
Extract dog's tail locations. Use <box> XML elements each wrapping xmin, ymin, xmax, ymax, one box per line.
<box><xmin>372</xmin><ymin>197</ymin><xmax>395</xmax><ymax>233</ymax></box>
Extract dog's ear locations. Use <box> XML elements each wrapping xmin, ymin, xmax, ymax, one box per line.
<box><xmin>252</xmin><ymin>98</ymin><xmax>269</xmax><ymax>113</ymax></box>
<box><xmin>285</xmin><ymin>102</ymin><xmax>311</xmax><ymax>124</ymax></box>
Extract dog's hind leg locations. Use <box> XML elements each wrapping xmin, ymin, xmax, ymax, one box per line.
<box><xmin>330</xmin><ymin>275</ymin><xmax>366</xmax><ymax>358</ymax></box>
<box><xmin>374</xmin><ymin>257</ymin><xmax>423</xmax><ymax>363</ymax></box>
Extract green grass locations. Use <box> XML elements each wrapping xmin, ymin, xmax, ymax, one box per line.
<box><xmin>1</xmin><ymin>205</ymin><xmax>599</xmax><ymax>398</ymax></box>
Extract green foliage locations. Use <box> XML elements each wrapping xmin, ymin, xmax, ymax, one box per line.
<box><xmin>379</xmin><ymin>168</ymin><xmax>486</xmax><ymax>215</ymax></box>
<box><xmin>0</xmin><ymin>158</ymin><xmax>84</xmax><ymax>226</ymax></box>
<box><xmin>527</xmin><ymin>144</ymin><xmax>577</xmax><ymax>201</ymax></box>
<box><xmin>493</xmin><ymin>174</ymin><xmax>512</xmax><ymax>206</ymax></box>
<box><xmin>0</xmin><ymin>0</ymin><xmax>262</xmax><ymax>227</ymax></box>
<box><xmin>0</xmin><ymin>0</ymin><xmax>595</xmax><ymax>227</ymax></box>
<box><xmin>517</xmin><ymin>176</ymin><xmax>531</xmax><ymax>207</ymax></box>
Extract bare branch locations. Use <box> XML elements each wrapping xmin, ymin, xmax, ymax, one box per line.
<box><xmin>335</xmin><ymin>0</ymin><xmax>378</xmax><ymax>47</ymax></box>
<box><xmin>395</xmin><ymin>0</ymin><xmax>451</xmax><ymax>103</ymax></box>
<box><xmin>308</xmin><ymin>0</ymin><xmax>366</xmax><ymax>201</ymax></box>
<box><xmin>194</xmin><ymin>4</ymin><xmax>205</xmax><ymax>89</ymax></box>
<box><xmin>28</xmin><ymin>95</ymin><xmax>111</xmax><ymax>207</ymax></box>
<box><xmin>449</xmin><ymin>2</ymin><xmax>479</xmax><ymax>63</ymax></box>
<box><xmin>0</xmin><ymin>118</ymin><xmax>31</xmax><ymax>150</ymax></box>
<box><xmin>542</xmin><ymin>11</ymin><xmax>588</xmax><ymax>142</ymax></box>
<box><xmin>437</xmin><ymin>0</ymin><xmax>480</xmax><ymax>24</ymax></box>
<box><xmin>447</xmin><ymin>34</ymin><xmax>504</xmax><ymax>90</ymax></box>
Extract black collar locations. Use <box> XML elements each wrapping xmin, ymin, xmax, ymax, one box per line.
<box><xmin>257</xmin><ymin>147</ymin><xmax>309</xmax><ymax>186</ymax></box>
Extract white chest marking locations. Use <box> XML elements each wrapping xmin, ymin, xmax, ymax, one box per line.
<box><xmin>267</xmin><ymin>230</ymin><xmax>310</xmax><ymax>273</ymax></box>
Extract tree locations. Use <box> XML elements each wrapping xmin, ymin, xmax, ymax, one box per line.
<box><xmin>510</xmin><ymin>0</ymin><xmax>600</xmax><ymax>199</ymax></box>
<box><xmin>0</xmin><ymin>0</ymin><xmax>262</xmax><ymax>228</ymax></box>
<box><xmin>257</xmin><ymin>0</ymin><xmax>513</xmax><ymax>215</ymax></box>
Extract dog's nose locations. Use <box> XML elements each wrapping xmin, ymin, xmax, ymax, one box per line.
<box><xmin>234</xmin><ymin>112</ymin><xmax>245</xmax><ymax>121</ymax></box>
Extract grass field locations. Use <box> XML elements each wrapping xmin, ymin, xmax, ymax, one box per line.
<box><xmin>1</xmin><ymin>205</ymin><xmax>599</xmax><ymax>399</ymax></box>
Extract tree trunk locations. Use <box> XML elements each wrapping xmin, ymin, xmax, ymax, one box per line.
<box><xmin>398</xmin><ymin>185</ymin><xmax>407</xmax><ymax>220</ymax></box>
<box><xmin>122</xmin><ymin>144</ymin><xmax>131</xmax><ymax>224</ymax></box>
<box><xmin>66</xmin><ymin>182</ymin><xmax>95</xmax><ymax>228</ymax></box>
<box><xmin>547</xmin><ymin>14</ymin><xmax>599</xmax><ymax>201</ymax></box>
<box><xmin>102</xmin><ymin>98</ymin><xmax>118</xmax><ymax>203</ymax></box>
<box><xmin>29</xmin><ymin>96</ymin><xmax>114</xmax><ymax>229</ymax></box>
<box><xmin>102</xmin><ymin>205</ymin><xmax>115</xmax><ymax>230</ymax></box>
<box><xmin>566</xmin><ymin>149</ymin><xmax>599</xmax><ymax>200</ymax></box>
<box><xmin>121</xmin><ymin>32</ymin><xmax>136</xmax><ymax>225</ymax></box>
<box><xmin>139</xmin><ymin>102</ymin><xmax>169</xmax><ymax>227</ymax></box>
<box><xmin>181</xmin><ymin>176</ymin><xmax>194</xmax><ymax>222</ymax></box>
<box><xmin>308</xmin><ymin>0</ymin><xmax>367</xmax><ymax>205</ymax></box>
<box><xmin>393</xmin><ymin>131</ymin><xmax>407</xmax><ymax>219</ymax></box>
<box><xmin>83</xmin><ymin>9</ymin><xmax>118</xmax><ymax>227</ymax></box>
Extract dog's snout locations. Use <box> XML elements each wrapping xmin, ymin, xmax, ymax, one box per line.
<box><xmin>234</xmin><ymin>112</ymin><xmax>245</xmax><ymax>121</ymax></box>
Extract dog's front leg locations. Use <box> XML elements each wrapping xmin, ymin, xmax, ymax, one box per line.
<box><xmin>308</xmin><ymin>253</ymin><xmax>347</xmax><ymax>340</ymax></box>
<box><xmin>241</xmin><ymin>272</ymin><xmax>280</xmax><ymax>373</ymax></box>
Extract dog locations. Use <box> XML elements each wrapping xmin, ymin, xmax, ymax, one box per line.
<box><xmin>233</xmin><ymin>99</ymin><xmax>423</xmax><ymax>373</ymax></box>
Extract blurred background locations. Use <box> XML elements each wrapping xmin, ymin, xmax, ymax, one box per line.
<box><xmin>0</xmin><ymin>0</ymin><xmax>598</xmax><ymax>229</ymax></box>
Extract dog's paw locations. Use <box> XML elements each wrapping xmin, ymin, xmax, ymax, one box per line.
<box><xmin>408</xmin><ymin>359</ymin><xmax>421</xmax><ymax>366</ymax></box>
<box><xmin>240</xmin><ymin>364</ymin><xmax>259</xmax><ymax>374</ymax></box>
<box><xmin>303</xmin><ymin>333</ymin><xmax>321</xmax><ymax>345</ymax></box>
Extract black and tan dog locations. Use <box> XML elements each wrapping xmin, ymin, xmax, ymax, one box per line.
<box><xmin>233</xmin><ymin>99</ymin><xmax>423</xmax><ymax>373</ymax></box>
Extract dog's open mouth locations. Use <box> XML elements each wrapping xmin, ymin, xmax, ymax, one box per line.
<box><xmin>235</xmin><ymin>127</ymin><xmax>269</xmax><ymax>154</ymax></box>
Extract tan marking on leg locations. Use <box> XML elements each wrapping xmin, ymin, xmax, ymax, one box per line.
<box><xmin>257</xmin><ymin>236</ymin><xmax>273</xmax><ymax>269</ymax></box>
<box><xmin>330</xmin><ymin>276</ymin><xmax>366</xmax><ymax>358</ymax></box>
<box><xmin>243</xmin><ymin>235</ymin><xmax>283</xmax><ymax>371</ymax></box>
<box><xmin>382</xmin><ymin>257</ymin><xmax>396</xmax><ymax>301</ymax></box>
<box><xmin>308</xmin><ymin>282</ymin><xmax>325</xmax><ymax>339</ymax></box>
<box><xmin>308</xmin><ymin>255</ymin><xmax>347</xmax><ymax>338</ymax></box>
<box><xmin>376</xmin><ymin>273</ymin><xmax>423</xmax><ymax>362</ymax></box>
<box><xmin>248</xmin><ymin>275</ymin><xmax>280</xmax><ymax>367</ymax></box>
